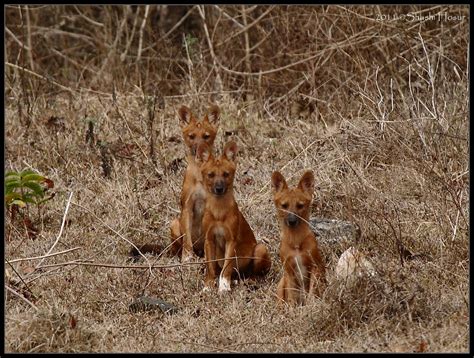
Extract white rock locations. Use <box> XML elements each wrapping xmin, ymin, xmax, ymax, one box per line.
<box><xmin>335</xmin><ymin>246</ymin><xmax>376</xmax><ymax>281</ymax></box>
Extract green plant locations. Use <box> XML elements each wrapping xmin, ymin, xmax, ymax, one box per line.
<box><xmin>5</xmin><ymin>168</ymin><xmax>54</xmax><ymax>211</ymax></box>
<box><xmin>184</xmin><ymin>33</ymin><xmax>198</xmax><ymax>49</ymax></box>
<box><xmin>183</xmin><ymin>33</ymin><xmax>199</xmax><ymax>61</ymax></box>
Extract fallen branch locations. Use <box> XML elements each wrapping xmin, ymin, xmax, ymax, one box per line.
<box><xmin>6</xmin><ymin>247</ymin><xmax>81</xmax><ymax>264</ymax></box>
<box><xmin>5</xmin><ymin>284</ymin><xmax>38</xmax><ymax>311</ymax></box>
<box><xmin>6</xmin><ymin>260</ymin><xmax>35</xmax><ymax>300</ymax></box>
<box><xmin>37</xmin><ymin>255</ymin><xmax>270</xmax><ymax>270</ymax></box>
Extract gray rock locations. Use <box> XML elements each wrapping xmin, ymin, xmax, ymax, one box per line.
<box><xmin>309</xmin><ymin>217</ymin><xmax>360</xmax><ymax>248</ymax></box>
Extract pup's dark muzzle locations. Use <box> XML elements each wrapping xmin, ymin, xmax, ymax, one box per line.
<box><xmin>213</xmin><ymin>181</ymin><xmax>226</xmax><ymax>196</ymax></box>
<box><xmin>285</xmin><ymin>213</ymin><xmax>299</xmax><ymax>228</ymax></box>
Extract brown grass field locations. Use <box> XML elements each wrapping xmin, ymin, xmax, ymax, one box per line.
<box><xmin>4</xmin><ymin>5</ymin><xmax>469</xmax><ymax>353</ymax></box>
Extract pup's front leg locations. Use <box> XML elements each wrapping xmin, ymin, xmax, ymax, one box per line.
<box><xmin>277</xmin><ymin>272</ymin><xmax>300</xmax><ymax>305</ymax></box>
<box><xmin>276</xmin><ymin>274</ymin><xmax>287</xmax><ymax>304</ymax></box>
<box><xmin>219</xmin><ymin>239</ymin><xmax>236</xmax><ymax>293</ymax></box>
<box><xmin>203</xmin><ymin>227</ymin><xmax>218</xmax><ymax>290</ymax></box>
<box><xmin>181</xmin><ymin>205</ymin><xmax>195</xmax><ymax>262</ymax></box>
<box><xmin>169</xmin><ymin>218</ymin><xmax>182</xmax><ymax>256</ymax></box>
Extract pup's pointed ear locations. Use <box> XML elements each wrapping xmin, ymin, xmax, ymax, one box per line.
<box><xmin>196</xmin><ymin>143</ymin><xmax>212</xmax><ymax>164</ymax></box>
<box><xmin>223</xmin><ymin>141</ymin><xmax>238</xmax><ymax>162</ymax></box>
<box><xmin>178</xmin><ymin>105</ymin><xmax>193</xmax><ymax>124</ymax></box>
<box><xmin>205</xmin><ymin>104</ymin><xmax>220</xmax><ymax>124</ymax></box>
<box><xmin>297</xmin><ymin>170</ymin><xmax>314</xmax><ymax>195</ymax></box>
<box><xmin>271</xmin><ymin>171</ymin><xmax>288</xmax><ymax>193</ymax></box>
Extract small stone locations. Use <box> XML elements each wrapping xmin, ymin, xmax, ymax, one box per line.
<box><xmin>309</xmin><ymin>216</ymin><xmax>361</xmax><ymax>249</ymax></box>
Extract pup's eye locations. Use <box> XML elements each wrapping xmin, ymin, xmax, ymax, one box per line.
<box><xmin>188</xmin><ymin>133</ymin><xmax>196</xmax><ymax>140</ymax></box>
<box><xmin>203</xmin><ymin>133</ymin><xmax>210</xmax><ymax>140</ymax></box>
<box><xmin>207</xmin><ymin>172</ymin><xmax>215</xmax><ymax>178</ymax></box>
<box><xmin>296</xmin><ymin>203</ymin><xmax>305</xmax><ymax>210</ymax></box>
<box><xmin>281</xmin><ymin>203</ymin><xmax>289</xmax><ymax>210</ymax></box>
<box><xmin>223</xmin><ymin>171</ymin><xmax>229</xmax><ymax>178</ymax></box>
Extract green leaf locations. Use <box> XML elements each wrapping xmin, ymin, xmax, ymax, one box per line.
<box><xmin>5</xmin><ymin>171</ymin><xmax>19</xmax><ymax>177</ymax></box>
<box><xmin>5</xmin><ymin>192</ymin><xmax>23</xmax><ymax>203</ymax></box>
<box><xmin>5</xmin><ymin>181</ymin><xmax>22</xmax><ymax>193</ymax></box>
<box><xmin>23</xmin><ymin>182</ymin><xmax>45</xmax><ymax>198</ymax></box>
<box><xmin>22</xmin><ymin>173</ymin><xmax>45</xmax><ymax>183</ymax></box>
<box><xmin>5</xmin><ymin>177</ymin><xmax>21</xmax><ymax>185</ymax></box>
<box><xmin>5</xmin><ymin>171</ymin><xmax>20</xmax><ymax>180</ymax></box>
<box><xmin>20</xmin><ymin>168</ymin><xmax>38</xmax><ymax>177</ymax></box>
<box><xmin>11</xmin><ymin>199</ymin><xmax>26</xmax><ymax>208</ymax></box>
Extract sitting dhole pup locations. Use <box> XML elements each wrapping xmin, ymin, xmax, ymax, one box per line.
<box><xmin>271</xmin><ymin>170</ymin><xmax>326</xmax><ymax>305</ymax></box>
<box><xmin>197</xmin><ymin>141</ymin><xmax>271</xmax><ymax>292</ymax></box>
<box><xmin>169</xmin><ymin>105</ymin><xmax>220</xmax><ymax>262</ymax></box>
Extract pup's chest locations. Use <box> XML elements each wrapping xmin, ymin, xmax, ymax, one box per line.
<box><xmin>191</xmin><ymin>182</ymin><xmax>206</xmax><ymax>200</ymax></box>
<box><xmin>292</xmin><ymin>254</ymin><xmax>308</xmax><ymax>278</ymax></box>
<box><xmin>182</xmin><ymin>177</ymin><xmax>206</xmax><ymax>202</ymax></box>
<box><xmin>205</xmin><ymin>209</ymin><xmax>234</xmax><ymax>228</ymax></box>
<box><xmin>205</xmin><ymin>197</ymin><xmax>237</xmax><ymax>222</ymax></box>
<box><xmin>203</xmin><ymin>204</ymin><xmax>238</xmax><ymax>240</ymax></box>
<box><xmin>281</xmin><ymin>242</ymin><xmax>313</xmax><ymax>270</ymax></box>
<box><xmin>191</xmin><ymin>184</ymin><xmax>207</xmax><ymax>217</ymax></box>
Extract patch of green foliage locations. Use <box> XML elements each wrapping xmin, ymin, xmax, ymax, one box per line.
<box><xmin>5</xmin><ymin>168</ymin><xmax>54</xmax><ymax>209</ymax></box>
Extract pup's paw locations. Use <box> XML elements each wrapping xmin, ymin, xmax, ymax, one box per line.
<box><xmin>202</xmin><ymin>279</ymin><xmax>215</xmax><ymax>293</ymax></box>
<box><xmin>201</xmin><ymin>286</ymin><xmax>212</xmax><ymax>293</ymax></box>
<box><xmin>218</xmin><ymin>278</ymin><xmax>231</xmax><ymax>293</ymax></box>
<box><xmin>181</xmin><ymin>252</ymin><xmax>194</xmax><ymax>263</ymax></box>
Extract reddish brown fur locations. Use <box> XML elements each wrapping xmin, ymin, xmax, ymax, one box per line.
<box><xmin>169</xmin><ymin>105</ymin><xmax>220</xmax><ymax>262</ymax></box>
<box><xmin>198</xmin><ymin>141</ymin><xmax>271</xmax><ymax>292</ymax></box>
<box><xmin>272</xmin><ymin>170</ymin><xmax>326</xmax><ymax>305</ymax></box>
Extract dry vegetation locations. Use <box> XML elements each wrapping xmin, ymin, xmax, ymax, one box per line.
<box><xmin>4</xmin><ymin>5</ymin><xmax>469</xmax><ymax>353</ymax></box>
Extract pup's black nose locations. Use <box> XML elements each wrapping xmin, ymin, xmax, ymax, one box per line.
<box><xmin>285</xmin><ymin>213</ymin><xmax>299</xmax><ymax>227</ymax></box>
<box><xmin>213</xmin><ymin>181</ymin><xmax>226</xmax><ymax>195</ymax></box>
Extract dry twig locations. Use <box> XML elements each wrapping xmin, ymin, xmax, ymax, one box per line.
<box><xmin>6</xmin><ymin>247</ymin><xmax>82</xmax><ymax>264</ymax></box>
<box><xmin>34</xmin><ymin>192</ymin><xmax>74</xmax><ymax>270</ymax></box>
<box><xmin>5</xmin><ymin>285</ymin><xmax>38</xmax><ymax>311</ymax></box>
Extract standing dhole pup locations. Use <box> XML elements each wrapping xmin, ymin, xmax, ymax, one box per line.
<box><xmin>197</xmin><ymin>141</ymin><xmax>271</xmax><ymax>292</ymax></box>
<box><xmin>271</xmin><ymin>170</ymin><xmax>326</xmax><ymax>305</ymax></box>
<box><xmin>169</xmin><ymin>105</ymin><xmax>220</xmax><ymax>262</ymax></box>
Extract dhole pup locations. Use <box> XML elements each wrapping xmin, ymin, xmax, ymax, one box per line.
<box><xmin>271</xmin><ymin>170</ymin><xmax>326</xmax><ymax>305</ymax></box>
<box><xmin>169</xmin><ymin>105</ymin><xmax>220</xmax><ymax>262</ymax></box>
<box><xmin>197</xmin><ymin>141</ymin><xmax>271</xmax><ymax>292</ymax></box>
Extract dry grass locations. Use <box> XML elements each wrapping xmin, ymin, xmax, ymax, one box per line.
<box><xmin>4</xmin><ymin>5</ymin><xmax>469</xmax><ymax>353</ymax></box>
